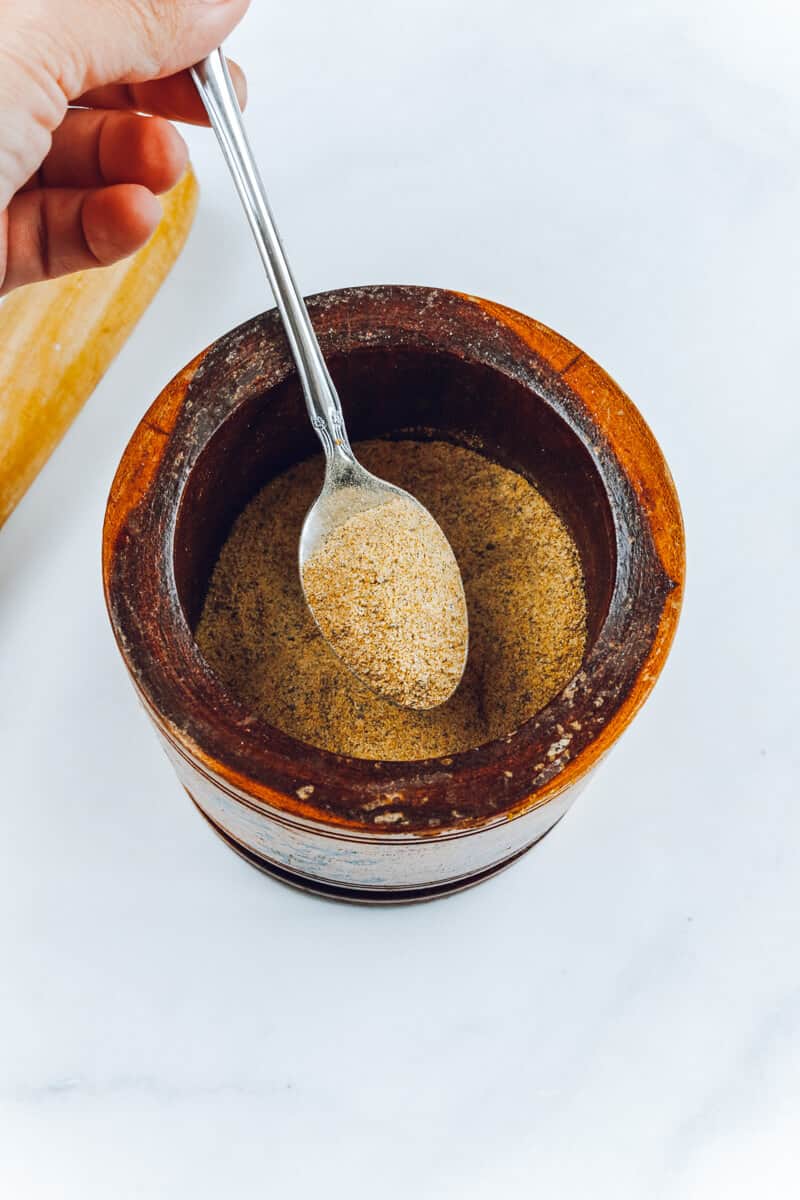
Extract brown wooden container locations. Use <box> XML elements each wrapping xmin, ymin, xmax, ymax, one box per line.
<box><xmin>103</xmin><ymin>286</ymin><xmax>684</xmax><ymax>902</ymax></box>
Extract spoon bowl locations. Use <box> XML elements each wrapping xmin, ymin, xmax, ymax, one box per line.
<box><xmin>299</xmin><ymin>448</ymin><xmax>469</xmax><ymax>709</ymax></box>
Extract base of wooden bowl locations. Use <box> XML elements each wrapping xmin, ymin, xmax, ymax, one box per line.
<box><xmin>190</xmin><ymin>793</ymin><xmax>561</xmax><ymax>904</ymax></box>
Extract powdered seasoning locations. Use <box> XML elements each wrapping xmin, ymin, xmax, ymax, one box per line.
<box><xmin>301</xmin><ymin>495</ymin><xmax>467</xmax><ymax>709</ymax></box>
<box><xmin>196</xmin><ymin>440</ymin><xmax>587</xmax><ymax>761</ymax></box>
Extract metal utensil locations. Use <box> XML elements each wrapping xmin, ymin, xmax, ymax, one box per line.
<box><xmin>190</xmin><ymin>49</ymin><xmax>468</xmax><ymax>707</ymax></box>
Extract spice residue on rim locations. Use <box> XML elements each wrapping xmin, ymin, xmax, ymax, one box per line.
<box><xmin>301</xmin><ymin>494</ymin><xmax>468</xmax><ymax>709</ymax></box>
<box><xmin>196</xmin><ymin>440</ymin><xmax>588</xmax><ymax>761</ymax></box>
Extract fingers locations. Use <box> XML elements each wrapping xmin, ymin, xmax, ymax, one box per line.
<box><xmin>0</xmin><ymin>184</ymin><xmax>161</xmax><ymax>295</ymax></box>
<box><xmin>75</xmin><ymin>60</ymin><xmax>247</xmax><ymax>127</ymax></box>
<box><xmin>23</xmin><ymin>109</ymin><xmax>188</xmax><ymax>194</ymax></box>
<box><xmin>3</xmin><ymin>108</ymin><xmax>187</xmax><ymax>293</ymax></box>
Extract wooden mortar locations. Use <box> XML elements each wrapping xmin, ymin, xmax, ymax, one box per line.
<box><xmin>103</xmin><ymin>286</ymin><xmax>684</xmax><ymax>902</ymax></box>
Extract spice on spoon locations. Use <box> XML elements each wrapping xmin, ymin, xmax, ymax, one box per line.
<box><xmin>301</xmin><ymin>495</ymin><xmax>468</xmax><ymax>709</ymax></box>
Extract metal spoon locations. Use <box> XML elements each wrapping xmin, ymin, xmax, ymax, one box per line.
<box><xmin>191</xmin><ymin>49</ymin><xmax>468</xmax><ymax>708</ymax></box>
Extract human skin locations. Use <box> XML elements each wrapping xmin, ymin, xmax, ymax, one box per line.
<box><xmin>0</xmin><ymin>0</ymin><xmax>250</xmax><ymax>294</ymax></box>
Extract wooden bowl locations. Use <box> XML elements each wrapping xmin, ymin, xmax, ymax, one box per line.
<box><xmin>103</xmin><ymin>286</ymin><xmax>684</xmax><ymax>902</ymax></box>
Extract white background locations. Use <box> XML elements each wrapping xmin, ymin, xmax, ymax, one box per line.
<box><xmin>2</xmin><ymin>1</ymin><xmax>799</xmax><ymax>1195</ymax></box>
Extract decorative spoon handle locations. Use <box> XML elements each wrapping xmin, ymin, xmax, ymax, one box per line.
<box><xmin>190</xmin><ymin>48</ymin><xmax>351</xmax><ymax>462</ymax></box>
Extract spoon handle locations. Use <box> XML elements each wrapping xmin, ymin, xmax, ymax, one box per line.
<box><xmin>191</xmin><ymin>49</ymin><xmax>351</xmax><ymax>462</ymax></box>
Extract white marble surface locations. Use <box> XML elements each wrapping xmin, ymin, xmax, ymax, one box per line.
<box><xmin>1</xmin><ymin>1</ymin><xmax>799</xmax><ymax>1195</ymax></box>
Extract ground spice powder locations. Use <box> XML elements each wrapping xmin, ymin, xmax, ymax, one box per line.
<box><xmin>301</xmin><ymin>494</ymin><xmax>468</xmax><ymax>710</ymax></box>
<box><xmin>196</xmin><ymin>440</ymin><xmax>588</xmax><ymax>761</ymax></box>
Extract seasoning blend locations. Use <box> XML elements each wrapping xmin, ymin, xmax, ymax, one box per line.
<box><xmin>197</xmin><ymin>440</ymin><xmax>587</xmax><ymax>760</ymax></box>
<box><xmin>301</xmin><ymin>493</ymin><xmax>468</xmax><ymax>710</ymax></box>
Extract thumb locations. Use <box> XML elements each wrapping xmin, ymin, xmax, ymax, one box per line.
<box><xmin>65</xmin><ymin>0</ymin><xmax>252</xmax><ymax>91</ymax></box>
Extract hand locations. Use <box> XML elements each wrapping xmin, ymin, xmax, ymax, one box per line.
<box><xmin>0</xmin><ymin>0</ymin><xmax>250</xmax><ymax>295</ymax></box>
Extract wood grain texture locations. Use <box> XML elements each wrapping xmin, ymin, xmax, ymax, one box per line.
<box><xmin>0</xmin><ymin>168</ymin><xmax>198</xmax><ymax>528</ymax></box>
